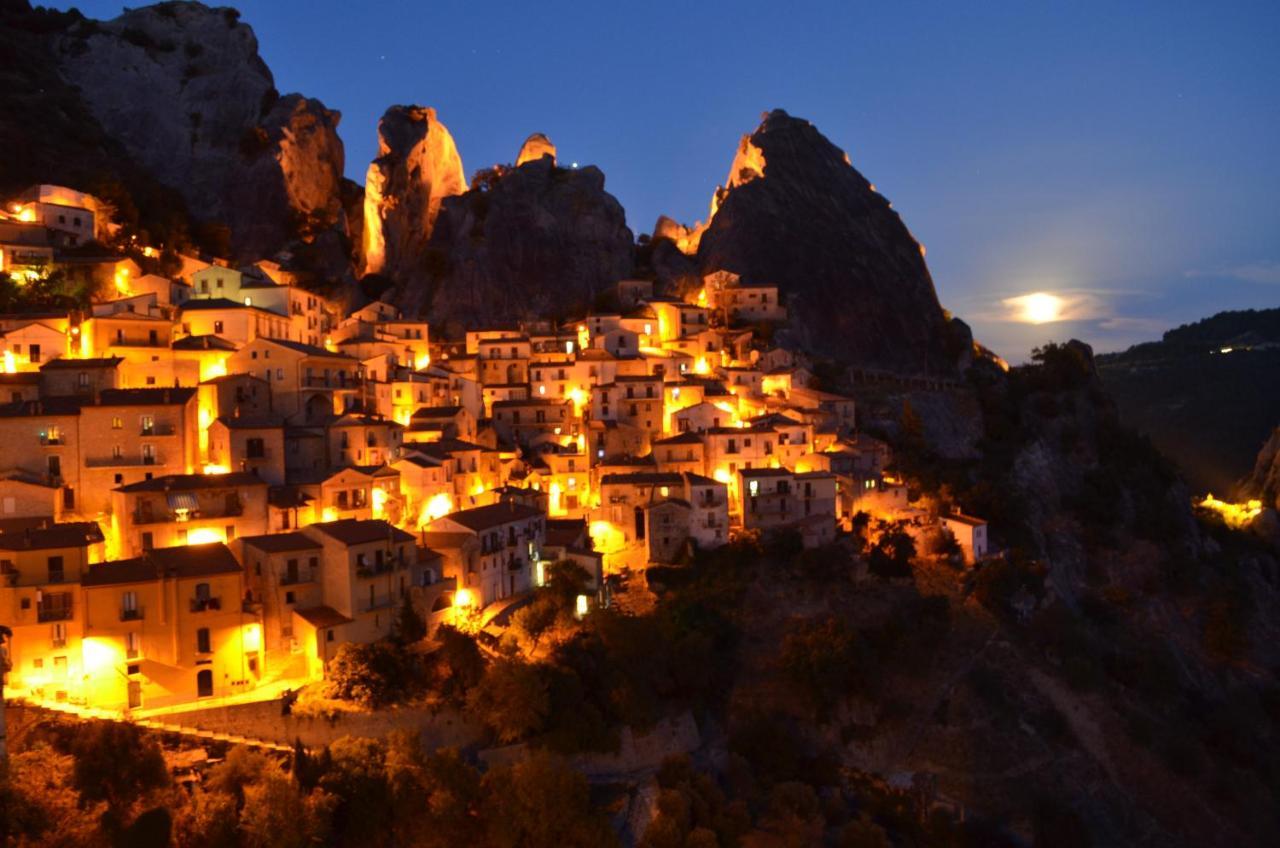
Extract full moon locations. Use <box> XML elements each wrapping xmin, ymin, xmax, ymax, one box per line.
<box><xmin>1011</xmin><ymin>291</ymin><xmax>1064</xmax><ymax>324</ymax></box>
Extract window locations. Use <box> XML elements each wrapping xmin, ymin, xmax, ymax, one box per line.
<box><xmin>47</xmin><ymin>455</ymin><xmax>61</xmax><ymax>478</ymax></box>
<box><xmin>122</xmin><ymin>590</ymin><xmax>138</xmax><ymax>616</ymax></box>
<box><xmin>196</xmin><ymin>627</ymin><xmax>211</xmax><ymax>653</ymax></box>
<box><xmin>140</xmin><ymin>415</ymin><xmax>154</xmax><ymax>435</ymax></box>
<box><xmin>141</xmin><ymin>444</ymin><xmax>156</xmax><ymax>465</ymax></box>
<box><xmin>29</xmin><ymin>343</ymin><xmax>40</xmax><ymax>363</ymax></box>
<box><xmin>126</xmin><ymin>632</ymin><xmax>141</xmax><ymax>659</ymax></box>
<box><xmin>213</xmin><ymin>321</ymin><xmax>224</xmax><ymax>334</ymax></box>
<box><xmin>112</xmin><ymin>416</ymin><xmax>122</xmax><ymax>429</ymax></box>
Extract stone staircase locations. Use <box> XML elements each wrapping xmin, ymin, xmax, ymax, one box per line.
<box><xmin>18</xmin><ymin>699</ymin><xmax>295</xmax><ymax>753</ymax></box>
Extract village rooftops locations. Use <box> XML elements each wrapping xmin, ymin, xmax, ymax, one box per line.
<box><xmin>115</xmin><ymin>472</ymin><xmax>266</xmax><ymax>493</ymax></box>
<box><xmin>215</xmin><ymin>414</ymin><xmax>286</xmax><ymax>429</ymax></box>
<box><xmin>0</xmin><ymin>521</ymin><xmax>104</xmax><ymax>551</ymax></box>
<box><xmin>944</xmin><ymin>512</ymin><xmax>987</xmax><ymax>527</ymax></box>
<box><xmin>172</xmin><ymin>334</ymin><xmax>237</xmax><ymax>351</ymax></box>
<box><xmin>704</xmin><ymin>425</ymin><xmax>776</xmax><ymax>436</ymax></box>
<box><xmin>267</xmin><ymin>486</ymin><xmax>313</xmax><ymax>509</ymax></box>
<box><xmin>0</xmin><ymin>397</ymin><xmax>83</xmax><ymax>417</ymax></box>
<box><xmin>410</xmin><ymin>406</ymin><xmax>463</xmax><ymax>418</ymax></box>
<box><xmin>306</xmin><ymin>519</ymin><xmax>416</xmax><ymax>546</ymax></box>
<box><xmin>600</xmin><ymin>472</ymin><xmax>685</xmax><ymax>487</ymax></box>
<box><xmin>96</xmin><ymin>387</ymin><xmax>197</xmax><ymax>406</ymax></box>
<box><xmin>0</xmin><ymin>471</ymin><xmax>57</xmax><ymax>489</ymax></box>
<box><xmin>39</xmin><ymin>356</ymin><xmax>124</xmax><ymax>369</ymax></box>
<box><xmin>435</xmin><ymin>501</ymin><xmax>542</xmax><ymax>532</ymax></box>
<box><xmin>293</xmin><ymin>605</ymin><xmax>353</xmax><ymax>629</ymax></box>
<box><xmin>82</xmin><ymin>543</ymin><xmax>242</xmax><ymax>586</ymax></box>
<box><xmin>653</xmin><ymin>432</ymin><xmax>705</xmax><ymax>446</ymax></box>
<box><xmin>683</xmin><ymin>472</ymin><xmax>722</xmax><ymax>487</ymax></box>
<box><xmin>257</xmin><ymin>337</ymin><xmax>354</xmax><ymax>359</ymax></box>
<box><xmin>739</xmin><ymin>467</ymin><xmax>796</xmax><ymax>479</ymax></box>
<box><xmin>240</xmin><ymin>531</ymin><xmax>323</xmax><ymax>554</ymax></box>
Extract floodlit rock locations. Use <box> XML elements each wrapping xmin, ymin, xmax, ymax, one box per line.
<box><xmin>361</xmin><ymin>105</ymin><xmax>466</xmax><ymax>279</ymax></box>
<box><xmin>53</xmin><ymin>2</ymin><xmax>346</xmax><ymax>259</ymax></box>
<box><xmin>1243</xmin><ymin>427</ymin><xmax>1280</xmax><ymax>509</ymax></box>
<box><xmin>656</xmin><ymin>109</ymin><xmax>957</xmax><ymax>375</ymax></box>
<box><xmin>412</xmin><ymin>156</ymin><xmax>634</xmax><ymax>331</ymax></box>
<box><xmin>515</xmin><ymin>133</ymin><xmax>557</xmax><ymax>167</ymax></box>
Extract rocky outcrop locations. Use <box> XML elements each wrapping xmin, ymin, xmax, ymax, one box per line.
<box><xmin>51</xmin><ymin>2</ymin><xmax>346</xmax><ymax>260</ymax></box>
<box><xmin>1242</xmin><ymin>428</ymin><xmax>1280</xmax><ymax>508</ymax></box>
<box><xmin>656</xmin><ymin>109</ymin><xmax>958</xmax><ymax>375</ymax></box>
<box><xmin>515</xmin><ymin>133</ymin><xmax>557</xmax><ymax>167</ymax></box>
<box><xmin>361</xmin><ymin>106</ymin><xmax>466</xmax><ymax>279</ymax></box>
<box><xmin>409</xmin><ymin>156</ymin><xmax>634</xmax><ymax>332</ymax></box>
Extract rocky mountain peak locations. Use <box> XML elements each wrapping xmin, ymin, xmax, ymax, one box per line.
<box><xmin>52</xmin><ymin>1</ymin><xmax>346</xmax><ymax>259</ymax></box>
<box><xmin>654</xmin><ymin>108</ymin><xmax>958</xmax><ymax>375</ymax></box>
<box><xmin>515</xmin><ymin>133</ymin><xmax>557</xmax><ymax>167</ymax></box>
<box><xmin>361</xmin><ymin>105</ymin><xmax>466</xmax><ymax>279</ymax></box>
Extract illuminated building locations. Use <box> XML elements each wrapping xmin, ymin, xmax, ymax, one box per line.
<box><xmin>425</xmin><ymin>502</ymin><xmax>544</xmax><ymax>608</ymax></box>
<box><xmin>110</xmin><ymin>472</ymin><xmax>269</xmax><ymax>559</ymax></box>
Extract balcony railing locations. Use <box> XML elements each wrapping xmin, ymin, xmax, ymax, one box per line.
<box><xmin>37</xmin><ymin>605</ymin><xmax>73</xmax><ymax>623</ymax></box>
<box><xmin>359</xmin><ymin>594</ymin><xmax>396</xmax><ymax>613</ymax></box>
<box><xmin>189</xmin><ymin>597</ymin><xmax>222</xmax><ymax>613</ymax></box>
<box><xmin>120</xmin><ymin>607</ymin><xmax>143</xmax><ymax>622</ymax></box>
<box><xmin>87</xmin><ymin>455</ymin><xmax>167</xmax><ymax>468</ymax></box>
<box><xmin>139</xmin><ymin>423</ymin><xmax>176</xmax><ymax>437</ymax></box>
<box><xmin>132</xmin><ymin>502</ymin><xmax>243</xmax><ymax>525</ymax></box>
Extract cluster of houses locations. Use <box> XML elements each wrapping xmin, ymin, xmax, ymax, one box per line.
<box><xmin>0</xmin><ymin>185</ymin><xmax>988</xmax><ymax>713</ymax></box>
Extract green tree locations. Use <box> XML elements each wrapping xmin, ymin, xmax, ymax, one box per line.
<box><xmin>323</xmin><ymin>641</ymin><xmax>413</xmax><ymax>708</ymax></box>
<box><xmin>481</xmin><ymin>751</ymin><xmax>618</xmax><ymax>848</ymax></box>
<box><xmin>468</xmin><ymin>658</ymin><xmax>550</xmax><ymax>743</ymax></box>
<box><xmin>392</xmin><ymin>594</ymin><xmax>427</xmax><ymax>645</ymax></box>
<box><xmin>70</xmin><ymin>721</ymin><xmax>169</xmax><ymax>809</ymax></box>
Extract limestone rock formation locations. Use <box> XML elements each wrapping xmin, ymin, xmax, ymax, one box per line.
<box><xmin>52</xmin><ymin>2</ymin><xmax>347</xmax><ymax>260</ymax></box>
<box><xmin>1243</xmin><ymin>427</ymin><xmax>1280</xmax><ymax>508</ymax></box>
<box><xmin>411</xmin><ymin>156</ymin><xmax>634</xmax><ymax>332</ymax></box>
<box><xmin>361</xmin><ymin>106</ymin><xmax>466</xmax><ymax>279</ymax></box>
<box><xmin>656</xmin><ymin>109</ymin><xmax>958</xmax><ymax>375</ymax></box>
<box><xmin>515</xmin><ymin>133</ymin><xmax>557</xmax><ymax>167</ymax></box>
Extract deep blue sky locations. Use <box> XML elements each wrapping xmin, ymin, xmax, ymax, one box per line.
<box><xmin>60</xmin><ymin>1</ymin><xmax>1280</xmax><ymax>361</ymax></box>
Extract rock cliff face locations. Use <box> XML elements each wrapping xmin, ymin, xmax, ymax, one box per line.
<box><xmin>656</xmin><ymin>109</ymin><xmax>958</xmax><ymax>375</ymax></box>
<box><xmin>410</xmin><ymin>156</ymin><xmax>634</xmax><ymax>332</ymax></box>
<box><xmin>360</xmin><ymin>105</ymin><xmax>466</xmax><ymax>280</ymax></box>
<box><xmin>1243</xmin><ymin>428</ymin><xmax>1280</xmax><ymax>508</ymax></box>
<box><xmin>515</xmin><ymin>133</ymin><xmax>557</xmax><ymax>167</ymax></box>
<box><xmin>52</xmin><ymin>2</ymin><xmax>346</xmax><ymax>259</ymax></box>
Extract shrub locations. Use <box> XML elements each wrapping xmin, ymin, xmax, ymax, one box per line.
<box><xmin>323</xmin><ymin>641</ymin><xmax>414</xmax><ymax>708</ymax></box>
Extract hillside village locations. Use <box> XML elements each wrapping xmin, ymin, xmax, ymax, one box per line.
<box><xmin>0</xmin><ymin>182</ymin><xmax>989</xmax><ymax>715</ymax></box>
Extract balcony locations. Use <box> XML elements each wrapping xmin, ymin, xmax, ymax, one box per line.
<box><xmin>359</xmin><ymin>594</ymin><xmax>396</xmax><ymax>613</ymax></box>
<box><xmin>120</xmin><ymin>607</ymin><xmax>143</xmax><ymax>622</ymax></box>
<box><xmin>189</xmin><ymin>597</ymin><xmax>222</xmax><ymax>613</ymax></box>
<box><xmin>280</xmin><ymin>570</ymin><xmax>316</xmax><ymax>586</ymax></box>
<box><xmin>139</xmin><ymin>423</ymin><xmax>176</xmax><ymax>437</ymax></box>
<box><xmin>87</xmin><ymin>455</ymin><xmax>167</xmax><ymax>468</ymax></box>
<box><xmin>38</xmin><ymin>605</ymin><xmax>73</xmax><ymax>623</ymax></box>
<box><xmin>133</xmin><ymin>501</ymin><xmax>243</xmax><ymax>526</ymax></box>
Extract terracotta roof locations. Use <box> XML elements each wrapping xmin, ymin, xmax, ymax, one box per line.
<box><xmin>0</xmin><ymin>520</ymin><xmax>103</xmax><ymax>551</ymax></box>
<box><xmin>306</xmin><ymin>519</ymin><xmax>415</xmax><ymax>546</ymax></box>
<box><xmin>259</xmin><ymin>337</ymin><xmax>353</xmax><ymax>359</ymax></box>
<box><xmin>83</xmin><ymin>542</ymin><xmax>242</xmax><ymax>586</ymax></box>
<box><xmin>96</xmin><ymin>387</ymin><xmax>196</xmax><ymax>406</ymax></box>
<box><xmin>116</xmin><ymin>472</ymin><xmax>265</xmax><ymax>493</ymax></box>
<box><xmin>240</xmin><ymin>532</ymin><xmax>322</xmax><ymax>553</ymax></box>
<box><xmin>600</xmin><ymin>472</ymin><xmax>683</xmax><ymax>487</ymax></box>
<box><xmin>432</xmin><ymin>502</ymin><xmax>543</xmax><ymax>532</ymax></box>
<box><xmin>172</xmin><ymin>334</ymin><xmax>237</xmax><ymax>351</ymax></box>
<box><xmin>293</xmin><ymin>605</ymin><xmax>352</xmax><ymax>629</ymax></box>
<box><xmin>40</xmin><ymin>356</ymin><xmax>122</xmax><ymax>370</ymax></box>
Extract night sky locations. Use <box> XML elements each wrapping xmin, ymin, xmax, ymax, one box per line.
<box><xmin>57</xmin><ymin>1</ymin><xmax>1280</xmax><ymax>361</ymax></box>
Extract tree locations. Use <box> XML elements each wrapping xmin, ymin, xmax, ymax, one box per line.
<box><xmin>511</xmin><ymin>594</ymin><xmax>561</xmax><ymax>652</ymax></box>
<box><xmin>467</xmin><ymin>658</ymin><xmax>550</xmax><ymax>743</ymax></box>
<box><xmin>323</xmin><ymin>641</ymin><xmax>412</xmax><ymax>708</ymax></box>
<box><xmin>431</xmin><ymin>625</ymin><xmax>485</xmax><ymax>700</ymax></box>
<box><xmin>481</xmin><ymin>751</ymin><xmax>618</xmax><ymax>848</ymax></box>
<box><xmin>392</xmin><ymin>594</ymin><xmax>427</xmax><ymax>645</ymax></box>
<box><xmin>70</xmin><ymin>721</ymin><xmax>169</xmax><ymax>809</ymax></box>
<box><xmin>0</xmin><ymin>744</ymin><xmax>106</xmax><ymax>847</ymax></box>
<box><xmin>780</xmin><ymin>616</ymin><xmax>870</xmax><ymax>719</ymax></box>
